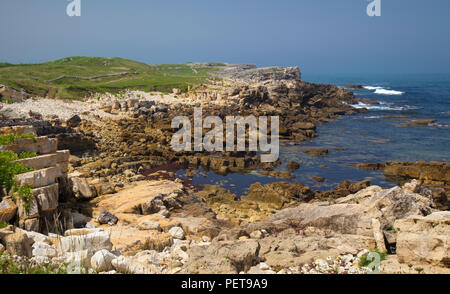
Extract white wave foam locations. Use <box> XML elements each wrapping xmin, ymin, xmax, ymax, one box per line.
<box><xmin>429</xmin><ymin>122</ymin><xmax>450</xmax><ymax>129</ymax></box>
<box><xmin>374</xmin><ymin>89</ymin><xmax>404</xmax><ymax>95</ymax></box>
<box><xmin>363</xmin><ymin>86</ymin><xmax>404</xmax><ymax>95</ymax></box>
<box><xmin>351</xmin><ymin>102</ymin><xmax>407</xmax><ymax>111</ymax></box>
<box><xmin>363</xmin><ymin>86</ymin><xmax>383</xmax><ymax>90</ymax></box>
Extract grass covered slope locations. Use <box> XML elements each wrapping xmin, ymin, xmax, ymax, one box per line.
<box><xmin>0</xmin><ymin>57</ymin><xmax>225</xmax><ymax>100</ymax></box>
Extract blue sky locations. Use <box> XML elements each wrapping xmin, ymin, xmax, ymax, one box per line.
<box><xmin>1</xmin><ymin>0</ymin><xmax>449</xmax><ymax>74</ymax></box>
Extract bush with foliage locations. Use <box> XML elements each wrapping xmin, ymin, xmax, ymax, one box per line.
<box><xmin>0</xmin><ymin>151</ymin><xmax>34</xmax><ymax>209</ymax></box>
<box><xmin>0</xmin><ymin>133</ymin><xmax>37</xmax><ymax>145</ymax></box>
<box><xmin>17</xmin><ymin>152</ymin><xmax>37</xmax><ymax>159</ymax></box>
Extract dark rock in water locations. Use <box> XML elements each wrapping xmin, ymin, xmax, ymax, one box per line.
<box><xmin>344</xmin><ymin>84</ymin><xmax>364</xmax><ymax>90</ymax></box>
<box><xmin>330</xmin><ymin>147</ymin><xmax>348</xmax><ymax>151</ymax></box>
<box><xmin>402</xmin><ymin>119</ymin><xmax>436</xmax><ymax>128</ymax></box>
<box><xmin>382</xmin><ymin>115</ymin><xmax>410</xmax><ymax>119</ymax></box>
<box><xmin>286</xmin><ymin>161</ymin><xmax>300</xmax><ymax>171</ymax></box>
<box><xmin>354</xmin><ymin>161</ymin><xmax>450</xmax><ymax>187</ymax></box>
<box><xmin>353</xmin><ymin>161</ymin><xmax>449</xmax><ymax>208</ymax></box>
<box><xmin>352</xmin><ymin>162</ymin><xmax>385</xmax><ymax>170</ymax></box>
<box><xmin>258</xmin><ymin>170</ymin><xmax>294</xmax><ymax>179</ymax></box>
<box><xmin>358</xmin><ymin>98</ymin><xmax>379</xmax><ymax>105</ymax></box>
<box><xmin>299</xmin><ymin>148</ymin><xmax>328</xmax><ymax>157</ymax></box>
<box><xmin>97</xmin><ymin>209</ymin><xmax>118</xmax><ymax>225</ymax></box>
<box><xmin>313</xmin><ymin>176</ymin><xmax>326</xmax><ymax>183</ymax></box>
<box><xmin>66</xmin><ymin>115</ymin><xmax>82</xmax><ymax>128</ymax></box>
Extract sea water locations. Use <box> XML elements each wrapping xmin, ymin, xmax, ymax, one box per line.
<box><xmin>177</xmin><ymin>73</ymin><xmax>450</xmax><ymax>196</ymax></box>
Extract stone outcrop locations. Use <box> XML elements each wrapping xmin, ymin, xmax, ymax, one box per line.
<box><xmin>217</xmin><ymin>65</ymin><xmax>301</xmax><ymax>83</ymax></box>
<box><xmin>0</xmin><ymin>84</ymin><xmax>29</xmax><ymax>102</ymax></box>
<box><xmin>182</xmin><ymin>239</ymin><xmax>261</xmax><ymax>274</ymax></box>
<box><xmin>1</xmin><ymin>229</ymin><xmax>32</xmax><ymax>257</ymax></box>
<box><xmin>395</xmin><ymin>211</ymin><xmax>449</xmax><ymax>268</ymax></box>
<box><xmin>0</xmin><ymin>198</ymin><xmax>17</xmax><ymax>222</ymax></box>
<box><xmin>354</xmin><ymin>161</ymin><xmax>450</xmax><ymax>188</ymax></box>
<box><xmin>194</xmin><ymin>180</ymin><xmax>372</xmax><ymax>226</ymax></box>
<box><xmin>182</xmin><ymin>182</ymin><xmax>449</xmax><ymax>274</ymax></box>
<box><xmin>1</xmin><ymin>63</ymin><xmax>448</xmax><ymax>274</ymax></box>
<box><xmin>354</xmin><ymin>161</ymin><xmax>450</xmax><ymax>209</ymax></box>
<box><xmin>0</xmin><ymin>126</ymin><xmax>71</xmax><ymax>233</ymax></box>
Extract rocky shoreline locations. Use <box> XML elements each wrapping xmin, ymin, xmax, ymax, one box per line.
<box><xmin>1</xmin><ymin>64</ymin><xmax>449</xmax><ymax>274</ymax></box>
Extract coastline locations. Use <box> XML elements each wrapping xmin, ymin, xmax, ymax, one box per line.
<box><xmin>1</xmin><ymin>60</ymin><xmax>449</xmax><ymax>274</ymax></box>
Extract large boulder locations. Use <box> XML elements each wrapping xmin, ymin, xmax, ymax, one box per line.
<box><xmin>169</xmin><ymin>226</ymin><xmax>185</xmax><ymax>240</ymax></box>
<box><xmin>32</xmin><ymin>241</ymin><xmax>58</xmax><ymax>258</ymax></box>
<box><xmin>269</xmin><ymin>186</ymin><xmax>433</xmax><ymax>237</ymax></box>
<box><xmin>256</xmin><ymin>227</ymin><xmax>374</xmax><ymax>269</ymax></box>
<box><xmin>217</xmin><ymin>185</ymin><xmax>435</xmax><ymax>248</ymax></box>
<box><xmin>395</xmin><ymin>211</ymin><xmax>450</xmax><ymax>268</ymax></box>
<box><xmin>90</xmin><ymin>249</ymin><xmax>116</xmax><ymax>272</ymax></box>
<box><xmin>111</xmin><ymin>255</ymin><xmax>155</xmax><ymax>274</ymax></box>
<box><xmin>2</xmin><ymin>231</ymin><xmax>32</xmax><ymax>257</ymax></box>
<box><xmin>70</xmin><ymin>176</ymin><xmax>96</xmax><ymax>200</ymax></box>
<box><xmin>182</xmin><ymin>240</ymin><xmax>260</xmax><ymax>274</ymax></box>
<box><xmin>106</xmin><ymin>225</ymin><xmax>173</xmax><ymax>255</ymax></box>
<box><xmin>0</xmin><ymin>198</ymin><xmax>17</xmax><ymax>222</ymax></box>
<box><xmin>56</xmin><ymin>229</ymin><xmax>112</xmax><ymax>254</ymax></box>
<box><xmin>97</xmin><ymin>210</ymin><xmax>118</xmax><ymax>225</ymax></box>
<box><xmin>66</xmin><ymin>115</ymin><xmax>82</xmax><ymax>128</ymax></box>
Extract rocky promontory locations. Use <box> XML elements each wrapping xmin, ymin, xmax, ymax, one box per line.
<box><xmin>1</xmin><ymin>61</ymin><xmax>449</xmax><ymax>274</ymax></box>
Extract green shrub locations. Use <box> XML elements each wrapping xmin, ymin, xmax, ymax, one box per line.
<box><xmin>0</xmin><ymin>134</ymin><xmax>17</xmax><ymax>145</ymax></box>
<box><xmin>12</xmin><ymin>185</ymin><xmax>33</xmax><ymax>211</ymax></box>
<box><xmin>0</xmin><ymin>133</ymin><xmax>37</xmax><ymax>145</ymax></box>
<box><xmin>0</xmin><ymin>221</ymin><xmax>7</xmax><ymax>229</ymax></box>
<box><xmin>0</xmin><ymin>151</ymin><xmax>34</xmax><ymax>207</ymax></box>
<box><xmin>18</xmin><ymin>152</ymin><xmax>37</xmax><ymax>159</ymax></box>
<box><xmin>0</xmin><ymin>97</ymin><xmax>13</xmax><ymax>104</ymax></box>
<box><xmin>19</xmin><ymin>133</ymin><xmax>37</xmax><ymax>142</ymax></box>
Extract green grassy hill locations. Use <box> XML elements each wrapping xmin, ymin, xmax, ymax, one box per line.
<box><xmin>0</xmin><ymin>57</ymin><xmax>225</xmax><ymax>100</ymax></box>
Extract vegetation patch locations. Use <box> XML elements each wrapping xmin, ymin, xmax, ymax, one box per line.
<box><xmin>0</xmin><ymin>151</ymin><xmax>34</xmax><ymax>209</ymax></box>
<box><xmin>0</xmin><ymin>253</ymin><xmax>68</xmax><ymax>274</ymax></box>
<box><xmin>0</xmin><ymin>57</ymin><xmax>224</xmax><ymax>100</ymax></box>
<box><xmin>17</xmin><ymin>152</ymin><xmax>37</xmax><ymax>159</ymax></box>
<box><xmin>0</xmin><ymin>97</ymin><xmax>13</xmax><ymax>104</ymax></box>
<box><xmin>0</xmin><ymin>133</ymin><xmax>37</xmax><ymax>145</ymax></box>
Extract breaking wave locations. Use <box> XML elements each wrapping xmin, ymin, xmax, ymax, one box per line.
<box><xmin>351</xmin><ymin>101</ymin><xmax>415</xmax><ymax>111</ymax></box>
<box><xmin>363</xmin><ymin>86</ymin><xmax>404</xmax><ymax>95</ymax></box>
